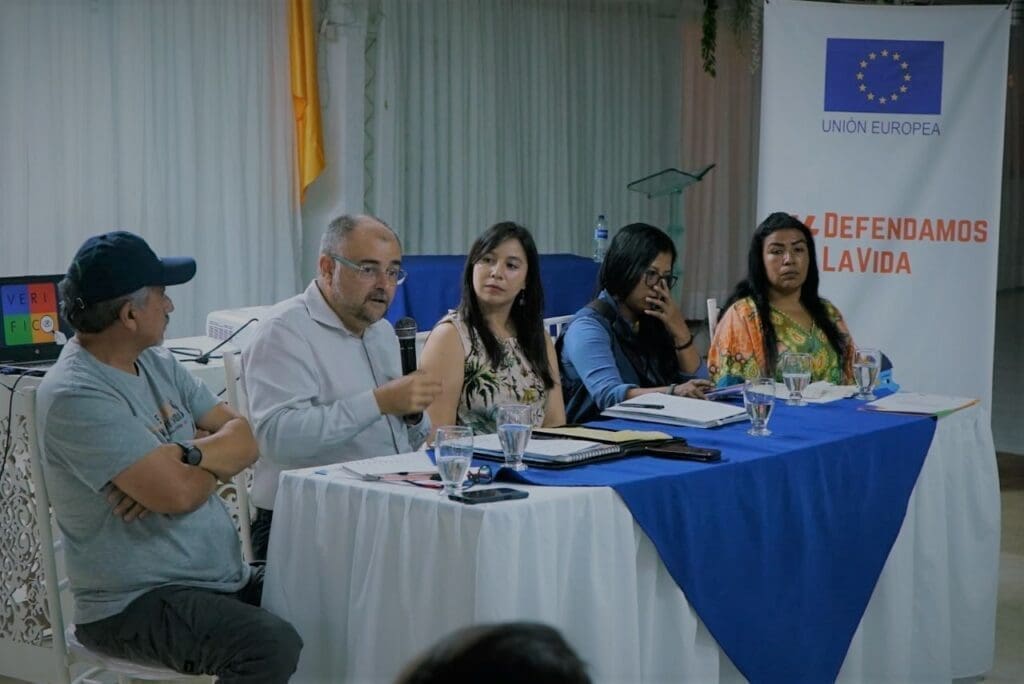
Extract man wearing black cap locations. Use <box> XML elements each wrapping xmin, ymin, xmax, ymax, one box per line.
<box><xmin>36</xmin><ymin>231</ymin><xmax>302</xmax><ymax>683</ymax></box>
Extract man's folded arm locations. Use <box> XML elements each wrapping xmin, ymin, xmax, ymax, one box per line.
<box><xmin>110</xmin><ymin>404</ymin><xmax>257</xmax><ymax>515</ymax></box>
<box><xmin>110</xmin><ymin>446</ymin><xmax>219</xmax><ymax>515</ymax></box>
<box><xmin>191</xmin><ymin>403</ymin><xmax>259</xmax><ymax>481</ymax></box>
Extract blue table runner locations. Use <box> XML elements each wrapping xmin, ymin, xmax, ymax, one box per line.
<box><xmin>496</xmin><ymin>398</ymin><xmax>937</xmax><ymax>683</ymax></box>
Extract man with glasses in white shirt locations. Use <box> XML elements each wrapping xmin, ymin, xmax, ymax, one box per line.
<box><xmin>243</xmin><ymin>214</ymin><xmax>441</xmax><ymax>559</ymax></box>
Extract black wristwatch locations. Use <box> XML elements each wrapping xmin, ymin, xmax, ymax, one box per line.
<box><xmin>176</xmin><ymin>442</ymin><xmax>203</xmax><ymax>467</ymax></box>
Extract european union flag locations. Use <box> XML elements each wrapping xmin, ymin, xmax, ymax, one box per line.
<box><xmin>824</xmin><ymin>38</ymin><xmax>943</xmax><ymax>115</ymax></box>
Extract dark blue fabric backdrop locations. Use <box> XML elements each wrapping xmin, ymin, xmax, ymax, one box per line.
<box><xmin>386</xmin><ymin>253</ymin><xmax>600</xmax><ymax>329</ymax></box>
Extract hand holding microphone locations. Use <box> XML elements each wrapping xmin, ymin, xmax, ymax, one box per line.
<box><xmin>374</xmin><ymin>372</ymin><xmax>442</xmax><ymax>417</ymax></box>
<box><xmin>373</xmin><ymin>317</ymin><xmax>442</xmax><ymax>418</ymax></box>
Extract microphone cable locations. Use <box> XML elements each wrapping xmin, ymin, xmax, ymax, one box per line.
<box><xmin>171</xmin><ymin>318</ymin><xmax>260</xmax><ymax>365</ymax></box>
<box><xmin>0</xmin><ymin>371</ymin><xmax>35</xmax><ymax>489</ymax></box>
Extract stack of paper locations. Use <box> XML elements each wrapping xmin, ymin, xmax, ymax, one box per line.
<box><xmin>864</xmin><ymin>392</ymin><xmax>978</xmax><ymax>417</ymax></box>
<box><xmin>338</xmin><ymin>452</ymin><xmax>436</xmax><ymax>479</ymax></box>
<box><xmin>602</xmin><ymin>393</ymin><xmax>748</xmax><ymax>428</ymax></box>
<box><xmin>782</xmin><ymin>382</ymin><xmax>858</xmax><ymax>403</ymax></box>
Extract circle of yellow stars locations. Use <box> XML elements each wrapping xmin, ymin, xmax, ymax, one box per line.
<box><xmin>854</xmin><ymin>48</ymin><xmax>910</xmax><ymax>105</ymax></box>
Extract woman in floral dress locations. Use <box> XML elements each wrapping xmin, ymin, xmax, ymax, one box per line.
<box><xmin>708</xmin><ymin>212</ymin><xmax>855</xmax><ymax>386</ymax></box>
<box><xmin>419</xmin><ymin>222</ymin><xmax>565</xmax><ymax>435</ymax></box>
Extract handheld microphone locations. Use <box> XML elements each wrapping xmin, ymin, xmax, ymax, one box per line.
<box><xmin>395</xmin><ymin>317</ymin><xmax>418</xmax><ymax>375</ymax></box>
<box><xmin>394</xmin><ymin>317</ymin><xmax>422</xmax><ymax>424</ymax></box>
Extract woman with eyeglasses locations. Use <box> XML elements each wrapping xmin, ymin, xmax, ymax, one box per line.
<box><xmin>708</xmin><ymin>212</ymin><xmax>855</xmax><ymax>386</ymax></box>
<box><xmin>419</xmin><ymin>222</ymin><xmax>566</xmax><ymax>436</ymax></box>
<box><xmin>559</xmin><ymin>223</ymin><xmax>712</xmax><ymax>423</ymax></box>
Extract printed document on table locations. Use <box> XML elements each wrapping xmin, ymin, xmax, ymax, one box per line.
<box><xmin>338</xmin><ymin>452</ymin><xmax>436</xmax><ymax>478</ymax></box>
<box><xmin>864</xmin><ymin>392</ymin><xmax>978</xmax><ymax>416</ymax></box>
<box><xmin>532</xmin><ymin>426</ymin><xmax>673</xmax><ymax>443</ymax></box>
<box><xmin>602</xmin><ymin>393</ymin><xmax>747</xmax><ymax>428</ymax></box>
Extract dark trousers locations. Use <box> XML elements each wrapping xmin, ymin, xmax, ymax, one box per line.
<box><xmin>75</xmin><ymin>565</ymin><xmax>302</xmax><ymax>683</ymax></box>
<box><xmin>252</xmin><ymin>507</ymin><xmax>274</xmax><ymax>562</ymax></box>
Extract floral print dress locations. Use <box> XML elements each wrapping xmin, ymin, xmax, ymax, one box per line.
<box><xmin>439</xmin><ymin>312</ymin><xmax>547</xmax><ymax>434</ymax></box>
<box><xmin>708</xmin><ymin>297</ymin><xmax>855</xmax><ymax>385</ymax></box>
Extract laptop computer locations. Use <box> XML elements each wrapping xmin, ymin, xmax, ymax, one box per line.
<box><xmin>0</xmin><ymin>274</ymin><xmax>69</xmax><ymax>371</ymax></box>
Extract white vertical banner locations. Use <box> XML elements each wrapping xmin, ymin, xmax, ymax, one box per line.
<box><xmin>758</xmin><ymin>0</ymin><xmax>1010</xmax><ymax>407</ymax></box>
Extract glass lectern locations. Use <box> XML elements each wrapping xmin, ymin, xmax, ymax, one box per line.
<box><xmin>627</xmin><ymin>164</ymin><xmax>715</xmax><ymax>266</ymax></box>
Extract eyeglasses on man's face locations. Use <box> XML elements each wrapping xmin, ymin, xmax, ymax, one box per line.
<box><xmin>642</xmin><ymin>269</ymin><xmax>678</xmax><ymax>290</ymax></box>
<box><xmin>329</xmin><ymin>253</ymin><xmax>408</xmax><ymax>285</ymax></box>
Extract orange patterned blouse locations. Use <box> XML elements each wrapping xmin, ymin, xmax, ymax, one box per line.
<box><xmin>708</xmin><ymin>297</ymin><xmax>855</xmax><ymax>386</ymax></box>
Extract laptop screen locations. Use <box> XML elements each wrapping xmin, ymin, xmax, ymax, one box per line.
<box><xmin>0</xmin><ymin>274</ymin><xmax>69</xmax><ymax>365</ymax></box>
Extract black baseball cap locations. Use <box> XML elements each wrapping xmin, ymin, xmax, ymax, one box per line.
<box><xmin>67</xmin><ymin>231</ymin><xmax>197</xmax><ymax>305</ymax></box>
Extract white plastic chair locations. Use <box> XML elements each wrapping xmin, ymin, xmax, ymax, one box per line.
<box><xmin>7</xmin><ymin>384</ymin><xmax>207</xmax><ymax>684</ymax></box>
<box><xmin>543</xmin><ymin>314</ymin><xmax>574</xmax><ymax>342</ymax></box>
<box><xmin>221</xmin><ymin>350</ymin><xmax>255</xmax><ymax>563</ymax></box>
<box><xmin>706</xmin><ymin>298</ymin><xmax>720</xmax><ymax>338</ymax></box>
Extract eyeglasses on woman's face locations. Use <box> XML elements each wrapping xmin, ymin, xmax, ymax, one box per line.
<box><xmin>642</xmin><ymin>268</ymin><xmax>678</xmax><ymax>290</ymax></box>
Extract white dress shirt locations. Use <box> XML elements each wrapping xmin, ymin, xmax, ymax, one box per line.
<box><xmin>243</xmin><ymin>280</ymin><xmax>430</xmax><ymax>509</ymax></box>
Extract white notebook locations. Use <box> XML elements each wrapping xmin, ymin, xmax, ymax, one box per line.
<box><xmin>473</xmin><ymin>433</ymin><xmax>621</xmax><ymax>464</ymax></box>
<box><xmin>602</xmin><ymin>393</ymin><xmax>748</xmax><ymax>429</ymax></box>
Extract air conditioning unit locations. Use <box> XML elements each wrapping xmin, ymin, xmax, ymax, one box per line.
<box><xmin>205</xmin><ymin>305</ymin><xmax>273</xmax><ymax>351</ymax></box>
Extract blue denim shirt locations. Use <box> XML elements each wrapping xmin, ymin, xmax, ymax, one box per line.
<box><xmin>559</xmin><ymin>290</ymin><xmax>708</xmax><ymax>423</ymax></box>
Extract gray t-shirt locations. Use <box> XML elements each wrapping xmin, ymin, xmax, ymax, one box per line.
<box><xmin>36</xmin><ymin>339</ymin><xmax>250</xmax><ymax>625</ymax></box>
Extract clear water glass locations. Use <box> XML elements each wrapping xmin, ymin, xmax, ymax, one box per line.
<box><xmin>853</xmin><ymin>347</ymin><xmax>882</xmax><ymax>401</ymax></box>
<box><xmin>780</xmin><ymin>352</ymin><xmax>812</xmax><ymax>406</ymax></box>
<box><xmin>743</xmin><ymin>377</ymin><xmax>776</xmax><ymax>437</ymax></box>
<box><xmin>434</xmin><ymin>425</ymin><xmax>474</xmax><ymax>495</ymax></box>
<box><xmin>496</xmin><ymin>403</ymin><xmax>533</xmax><ymax>472</ymax></box>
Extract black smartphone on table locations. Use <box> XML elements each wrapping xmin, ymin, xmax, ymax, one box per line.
<box><xmin>449</xmin><ymin>488</ymin><xmax>529</xmax><ymax>505</ymax></box>
<box><xmin>644</xmin><ymin>440</ymin><xmax>723</xmax><ymax>463</ymax></box>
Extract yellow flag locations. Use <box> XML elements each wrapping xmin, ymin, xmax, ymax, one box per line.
<box><xmin>289</xmin><ymin>0</ymin><xmax>325</xmax><ymax>201</ymax></box>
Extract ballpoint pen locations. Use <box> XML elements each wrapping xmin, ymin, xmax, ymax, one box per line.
<box><xmin>341</xmin><ymin>464</ymin><xmax>438</xmax><ymax>482</ymax></box>
<box><xmin>341</xmin><ymin>464</ymin><xmax>381</xmax><ymax>480</ymax></box>
<box><xmin>623</xmin><ymin>403</ymin><xmax>664</xmax><ymax>410</ymax></box>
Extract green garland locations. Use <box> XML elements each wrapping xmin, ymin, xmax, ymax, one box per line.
<box><xmin>702</xmin><ymin>0</ymin><xmax>760</xmax><ymax>77</ymax></box>
<box><xmin>701</xmin><ymin>0</ymin><xmax>719</xmax><ymax>77</ymax></box>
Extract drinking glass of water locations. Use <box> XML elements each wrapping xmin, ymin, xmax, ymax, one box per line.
<box><xmin>496</xmin><ymin>403</ymin><xmax>533</xmax><ymax>472</ymax></box>
<box><xmin>434</xmin><ymin>425</ymin><xmax>474</xmax><ymax>495</ymax></box>
<box><xmin>780</xmin><ymin>352</ymin><xmax>812</xmax><ymax>406</ymax></box>
<box><xmin>854</xmin><ymin>347</ymin><xmax>882</xmax><ymax>401</ymax></box>
<box><xmin>743</xmin><ymin>377</ymin><xmax>776</xmax><ymax>437</ymax></box>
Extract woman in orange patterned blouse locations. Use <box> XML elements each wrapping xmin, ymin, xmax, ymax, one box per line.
<box><xmin>708</xmin><ymin>212</ymin><xmax>855</xmax><ymax>386</ymax></box>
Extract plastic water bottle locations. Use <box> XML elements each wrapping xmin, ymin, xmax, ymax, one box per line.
<box><xmin>593</xmin><ymin>214</ymin><xmax>608</xmax><ymax>262</ymax></box>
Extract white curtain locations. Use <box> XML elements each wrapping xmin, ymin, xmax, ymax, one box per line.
<box><xmin>304</xmin><ymin>0</ymin><xmax>748</xmax><ymax>319</ymax></box>
<box><xmin>365</xmin><ymin>0</ymin><xmax>683</xmax><ymax>258</ymax></box>
<box><xmin>679</xmin><ymin>4</ymin><xmax>762</xmax><ymax>316</ymax></box>
<box><xmin>0</xmin><ymin>0</ymin><xmax>301</xmax><ymax>339</ymax></box>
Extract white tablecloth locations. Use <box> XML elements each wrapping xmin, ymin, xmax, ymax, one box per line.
<box><xmin>261</xmin><ymin>405</ymin><xmax>999</xmax><ymax>683</ymax></box>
